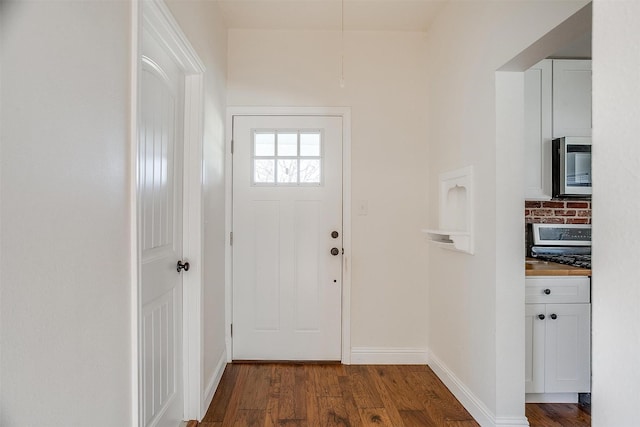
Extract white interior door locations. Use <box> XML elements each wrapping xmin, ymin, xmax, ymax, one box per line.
<box><xmin>232</xmin><ymin>115</ymin><xmax>343</xmax><ymax>360</ymax></box>
<box><xmin>139</xmin><ymin>25</ymin><xmax>186</xmax><ymax>427</ymax></box>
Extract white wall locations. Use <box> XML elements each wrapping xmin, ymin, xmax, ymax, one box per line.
<box><xmin>423</xmin><ymin>1</ymin><xmax>588</xmax><ymax>424</ymax></box>
<box><xmin>0</xmin><ymin>1</ymin><xmax>228</xmax><ymax>423</ymax></box>
<box><xmin>227</xmin><ymin>30</ymin><xmax>430</xmax><ymax>357</ymax></box>
<box><xmin>165</xmin><ymin>0</ymin><xmax>229</xmax><ymax>415</ymax></box>
<box><xmin>591</xmin><ymin>1</ymin><xmax>640</xmax><ymax>425</ymax></box>
<box><xmin>0</xmin><ymin>2</ymin><xmax>132</xmax><ymax>425</ymax></box>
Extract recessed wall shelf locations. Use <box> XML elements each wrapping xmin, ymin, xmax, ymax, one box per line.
<box><xmin>424</xmin><ymin>166</ymin><xmax>474</xmax><ymax>254</ymax></box>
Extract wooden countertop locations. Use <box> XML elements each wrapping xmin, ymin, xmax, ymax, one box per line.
<box><xmin>525</xmin><ymin>258</ymin><xmax>591</xmax><ymax>276</ymax></box>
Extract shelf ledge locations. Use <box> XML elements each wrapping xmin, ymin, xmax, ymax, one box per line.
<box><xmin>422</xmin><ymin>229</ymin><xmax>474</xmax><ymax>255</ymax></box>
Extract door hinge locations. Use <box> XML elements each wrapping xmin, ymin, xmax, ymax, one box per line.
<box><xmin>231</xmin><ymin>139</ymin><xmax>234</xmax><ymax>154</ymax></box>
<box><xmin>230</xmin><ymin>231</ymin><xmax>233</xmax><ymax>246</ymax></box>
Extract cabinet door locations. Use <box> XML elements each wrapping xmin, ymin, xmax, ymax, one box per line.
<box><xmin>545</xmin><ymin>303</ymin><xmax>591</xmax><ymax>393</ymax></box>
<box><xmin>552</xmin><ymin>60</ymin><xmax>592</xmax><ymax>137</ymax></box>
<box><xmin>525</xmin><ymin>304</ymin><xmax>546</xmax><ymax>393</ymax></box>
<box><xmin>524</xmin><ymin>59</ymin><xmax>553</xmax><ymax>200</ymax></box>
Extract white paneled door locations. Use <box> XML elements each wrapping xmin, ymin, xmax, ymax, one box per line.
<box><xmin>232</xmin><ymin>116</ymin><xmax>343</xmax><ymax>360</ymax></box>
<box><xmin>139</xmin><ymin>25</ymin><xmax>186</xmax><ymax>427</ymax></box>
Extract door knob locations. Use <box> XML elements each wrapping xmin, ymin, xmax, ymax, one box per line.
<box><xmin>330</xmin><ymin>248</ymin><xmax>340</xmax><ymax>256</ymax></box>
<box><xmin>177</xmin><ymin>260</ymin><xmax>190</xmax><ymax>272</ymax></box>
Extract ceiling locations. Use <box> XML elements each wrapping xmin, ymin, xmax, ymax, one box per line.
<box><xmin>216</xmin><ymin>0</ymin><xmax>592</xmax><ymax>58</ymax></box>
<box><xmin>216</xmin><ymin>0</ymin><xmax>450</xmax><ymax>31</ymax></box>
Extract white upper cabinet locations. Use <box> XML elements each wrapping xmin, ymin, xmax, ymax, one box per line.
<box><xmin>524</xmin><ymin>60</ymin><xmax>553</xmax><ymax>200</ymax></box>
<box><xmin>524</xmin><ymin>59</ymin><xmax>592</xmax><ymax>200</ymax></box>
<box><xmin>552</xmin><ymin>60</ymin><xmax>592</xmax><ymax>138</ymax></box>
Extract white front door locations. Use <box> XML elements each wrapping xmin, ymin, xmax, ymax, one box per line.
<box><xmin>232</xmin><ymin>115</ymin><xmax>343</xmax><ymax>360</ymax></box>
<box><xmin>139</xmin><ymin>24</ymin><xmax>185</xmax><ymax>427</ymax></box>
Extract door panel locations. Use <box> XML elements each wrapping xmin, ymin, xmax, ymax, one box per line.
<box><xmin>525</xmin><ymin>304</ymin><xmax>545</xmax><ymax>393</ymax></box>
<box><xmin>232</xmin><ymin>116</ymin><xmax>343</xmax><ymax>360</ymax></box>
<box><xmin>139</xmin><ymin>25</ymin><xmax>185</xmax><ymax>427</ymax></box>
<box><xmin>294</xmin><ymin>200</ymin><xmax>321</xmax><ymax>331</ymax></box>
<box><xmin>545</xmin><ymin>303</ymin><xmax>591</xmax><ymax>393</ymax></box>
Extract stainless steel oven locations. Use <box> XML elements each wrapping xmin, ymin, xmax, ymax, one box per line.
<box><xmin>530</xmin><ymin>223</ymin><xmax>591</xmax><ymax>268</ymax></box>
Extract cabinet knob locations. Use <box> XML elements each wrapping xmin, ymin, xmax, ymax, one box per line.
<box><xmin>538</xmin><ymin>314</ymin><xmax>545</xmax><ymax>320</ymax></box>
<box><xmin>550</xmin><ymin>313</ymin><xmax>558</xmax><ymax>320</ymax></box>
<box><xmin>544</xmin><ymin>288</ymin><xmax>551</xmax><ymax>295</ymax></box>
<box><xmin>330</xmin><ymin>247</ymin><xmax>340</xmax><ymax>256</ymax></box>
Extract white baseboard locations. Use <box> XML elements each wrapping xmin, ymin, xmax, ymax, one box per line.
<box><xmin>350</xmin><ymin>347</ymin><xmax>429</xmax><ymax>365</ymax></box>
<box><xmin>428</xmin><ymin>351</ymin><xmax>530</xmax><ymax>427</ymax></box>
<box><xmin>494</xmin><ymin>417</ymin><xmax>531</xmax><ymax>426</ymax></box>
<box><xmin>525</xmin><ymin>393</ymin><xmax>578</xmax><ymax>403</ymax></box>
<box><xmin>201</xmin><ymin>350</ymin><xmax>228</xmax><ymax>420</ymax></box>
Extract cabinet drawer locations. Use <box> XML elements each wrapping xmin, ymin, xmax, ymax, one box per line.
<box><xmin>525</xmin><ymin>276</ymin><xmax>590</xmax><ymax>303</ymax></box>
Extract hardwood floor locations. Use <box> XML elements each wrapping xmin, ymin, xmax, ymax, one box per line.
<box><xmin>200</xmin><ymin>363</ymin><xmax>477</xmax><ymax>426</ymax></box>
<box><xmin>526</xmin><ymin>402</ymin><xmax>591</xmax><ymax>427</ymax></box>
<box><xmin>199</xmin><ymin>363</ymin><xmax>591</xmax><ymax>426</ymax></box>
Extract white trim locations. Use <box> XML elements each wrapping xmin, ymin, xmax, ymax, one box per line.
<box><xmin>129</xmin><ymin>2</ymin><xmax>141</xmax><ymax>426</ymax></box>
<box><xmin>340</xmin><ymin>109</ymin><xmax>352</xmax><ymax>364</ymax></box>
<box><xmin>350</xmin><ymin>347</ymin><xmax>429</xmax><ymax>365</ymax></box>
<box><xmin>429</xmin><ymin>351</ymin><xmax>530</xmax><ymax>427</ymax></box>
<box><xmin>225</xmin><ymin>106</ymin><xmax>352</xmax><ymax>364</ymax></box>
<box><xmin>202</xmin><ymin>351</ymin><xmax>228</xmax><ymax>419</ymax></box>
<box><xmin>224</xmin><ymin>111</ymin><xmax>233</xmax><ymax>362</ymax></box>
<box><xmin>141</xmin><ymin>0</ymin><xmax>205</xmax><ymax>73</ymax></box>
<box><xmin>525</xmin><ymin>393</ymin><xmax>578</xmax><ymax>403</ymax></box>
<box><xmin>182</xmin><ymin>72</ymin><xmax>205</xmax><ymax>421</ymax></box>
<box><xmin>136</xmin><ymin>0</ymin><xmax>206</xmax><ymax>424</ymax></box>
<box><xmin>495</xmin><ymin>417</ymin><xmax>531</xmax><ymax>426</ymax></box>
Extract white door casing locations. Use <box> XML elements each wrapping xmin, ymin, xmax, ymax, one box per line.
<box><xmin>232</xmin><ymin>115</ymin><xmax>344</xmax><ymax>360</ymax></box>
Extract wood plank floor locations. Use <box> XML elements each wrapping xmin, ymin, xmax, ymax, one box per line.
<box><xmin>526</xmin><ymin>402</ymin><xmax>590</xmax><ymax>427</ymax></box>
<box><xmin>199</xmin><ymin>363</ymin><xmax>591</xmax><ymax>426</ymax></box>
<box><xmin>200</xmin><ymin>363</ymin><xmax>478</xmax><ymax>426</ymax></box>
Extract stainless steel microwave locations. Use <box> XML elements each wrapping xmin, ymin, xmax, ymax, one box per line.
<box><xmin>552</xmin><ymin>137</ymin><xmax>592</xmax><ymax>198</ymax></box>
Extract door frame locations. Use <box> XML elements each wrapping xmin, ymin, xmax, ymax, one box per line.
<box><xmin>131</xmin><ymin>0</ymin><xmax>206</xmax><ymax>424</ymax></box>
<box><xmin>225</xmin><ymin>107</ymin><xmax>352</xmax><ymax>364</ymax></box>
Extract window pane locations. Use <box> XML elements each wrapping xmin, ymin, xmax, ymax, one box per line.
<box><xmin>277</xmin><ymin>159</ymin><xmax>298</xmax><ymax>183</ymax></box>
<box><xmin>255</xmin><ymin>133</ymin><xmax>275</xmax><ymax>156</ymax></box>
<box><xmin>277</xmin><ymin>133</ymin><xmax>297</xmax><ymax>156</ymax></box>
<box><xmin>300</xmin><ymin>133</ymin><xmax>321</xmax><ymax>156</ymax></box>
<box><xmin>254</xmin><ymin>159</ymin><xmax>275</xmax><ymax>183</ymax></box>
<box><xmin>299</xmin><ymin>159</ymin><xmax>321</xmax><ymax>183</ymax></box>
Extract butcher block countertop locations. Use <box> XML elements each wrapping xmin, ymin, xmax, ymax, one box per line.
<box><xmin>526</xmin><ymin>258</ymin><xmax>591</xmax><ymax>276</ymax></box>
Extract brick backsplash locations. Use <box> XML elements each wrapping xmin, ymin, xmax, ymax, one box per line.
<box><xmin>525</xmin><ymin>200</ymin><xmax>591</xmax><ymax>224</ymax></box>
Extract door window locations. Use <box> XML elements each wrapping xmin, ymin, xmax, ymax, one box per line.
<box><xmin>252</xmin><ymin>130</ymin><xmax>323</xmax><ymax>185</ymax></box>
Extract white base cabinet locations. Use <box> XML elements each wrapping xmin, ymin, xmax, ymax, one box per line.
<box><xmin>525</xmin><ymin>277</ymin><xmax>591</xmax><ymax>399</ymax></box>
